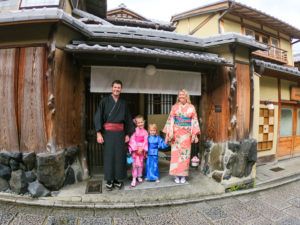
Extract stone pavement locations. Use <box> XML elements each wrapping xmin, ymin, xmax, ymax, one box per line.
<box><xmin>0</xmin><ymin>157</ymin><xmax>300</xmax><ymax>209</ymax></box>
<box><xmin>256</xmin><ymin>156</ymin><xmax>300</xmax><ymax>187</ymax></box>
<box><xmin>0</xmin><ymin>179</ymin><xmax>299</xmax><ymax>224</ymax></box>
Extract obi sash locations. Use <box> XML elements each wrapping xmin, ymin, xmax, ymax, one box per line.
<box><xmin>103</xmin><ymin>123</ymin><xmax>124</xmax><ymax>131</ymax></box>
<box><xmin>174</xmin><ymin>116</ymin><xmax>192</xmax><ymax>126</ymax></box>
<box><xmin>135</xmin><ymin>135</ymin><xmax>145</xmax><ymax>143</ymax></box>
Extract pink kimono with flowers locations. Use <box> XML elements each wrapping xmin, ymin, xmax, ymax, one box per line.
<box><xmin>163</xmin><ymin>103</ymin><xmax>200</xmax><ymax>177</ymax></box>
<box><xmin>129</xmin><ymin>127</ymin><xmax>148</xmax><ymax>178</ymax></box>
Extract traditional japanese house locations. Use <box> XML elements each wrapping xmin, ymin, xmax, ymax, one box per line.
<box><xmin>172</xmin><ymin>0</ymin><xmax>300</xmax><ymax>164</ymax></box>
<box><xmin>0</xmin><ymin>0</ymin><xmax>266</xmax><ymax>193</ymax></box>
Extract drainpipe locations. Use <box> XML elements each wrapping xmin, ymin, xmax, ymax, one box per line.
<box><xmin>218</xmin><ymin>0</ymin><xmax>236</xmax><ymax>34</ymax></box>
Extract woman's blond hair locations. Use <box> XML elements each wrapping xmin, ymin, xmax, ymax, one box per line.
<box><xmin>148</xmin><ymin>123</ymin><xmax>158</xmax><ymax>134</ymax></box>
<box><xmin>176</xmin><ymin>89</ymin><xmax>191</xmax><ymax>104</ymax></box>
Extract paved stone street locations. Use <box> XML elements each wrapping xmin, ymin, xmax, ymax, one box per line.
<box><xmin>0</xmin><ymin>180</ymin><xmax>299</xmax><ymax>225</ymax></box>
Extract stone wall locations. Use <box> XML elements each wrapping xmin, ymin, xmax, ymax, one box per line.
<box><xmin>0</xmin><ymin>146</ymin><xmax>83</xmax><ymax>197</ymax></box>
<box><xmin>201</xmin><ymin>139</ymin><xmax>257</xmax><ymax>191</ymax></box>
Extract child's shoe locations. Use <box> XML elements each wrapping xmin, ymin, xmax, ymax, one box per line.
<box><xmin>131</xmin><ymin>179</ymin><xmax>136</xmax><ymax>187</ymax></box>
<box><xmin>174</xmin><ymin>176</ymin><xmax>180</xmax><ymax>184</ymax></box>
<box><xmin>155</xmin><ymin>179</ymin><xmax>160</xmax><ymax>183</ymax></box>
<box><xmin>137</xmin><ymin>177</ymin><xmax>143</xmax><ymax>183</ymax></box>
<box><xmin>180</xmin><ymin>177</ymin><xmax>186</xmax><ymax>184</ymax></box>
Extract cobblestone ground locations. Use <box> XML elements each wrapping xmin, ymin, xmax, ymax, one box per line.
<box><xmin>1</xmin><ymin>180</ymin><xmax>300</xmax><ymax>225</ymax></box>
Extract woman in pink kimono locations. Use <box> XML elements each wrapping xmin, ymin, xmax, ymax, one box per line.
<box><xmin>163</xmin><ymin>89</ymin><xmax>200</xmax><ymax>184</ymax></box>
<box><xmin>128</xmin><ymin>115</ymin><xmax>148</xmax><ymax>187</ymax></box>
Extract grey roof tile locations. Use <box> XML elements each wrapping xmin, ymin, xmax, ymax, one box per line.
<box><xmin>66</xmin><ymin>43</ymin><xmax>232</xmax><ymax>66</ymax></box>
<box><xmin>253</xmin><ymin>59</ymin><xmax>300</xmax><ymax>77</ymax></box>
<box><xmin>0</xmin><ymin>8</ymin><xmax>266</xmax><ymax>51</ymax></box>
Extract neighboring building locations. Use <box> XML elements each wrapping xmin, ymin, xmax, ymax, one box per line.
<box><xmin>0</xmin><ymin>0</ymin><xmax>268</xmax><ymax>193</ymax></box>
<box><xmin>106</xmin><ymin>3</ymin><xmax>175</xmax><ymax>31</ymax></box>
<box><xmin>172</xmin><ymin>0</ymin><xmax>300</xmax><ymax>163</ymax></box>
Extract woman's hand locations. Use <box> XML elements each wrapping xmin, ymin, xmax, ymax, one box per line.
<box><xmin>165</xmin><ymin>136</ymin><xmax>169</xmax><ymax>144</ymax></box>
<box><xmin>192</xmin><ymin>135</ymin><xmax>199</xmax><ymax>143</ymax></box>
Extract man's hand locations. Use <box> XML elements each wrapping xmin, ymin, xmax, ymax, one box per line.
<box><xmin>97</xmin><ymin>132</ymin><xmax>104</xmax><ymax>144</ymax></box>
<box><xmin>125</xmin><ymin>135</ymin><xmax>130</xmax><ymax>143</ymax></box>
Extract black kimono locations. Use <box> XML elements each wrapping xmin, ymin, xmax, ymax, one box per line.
<box><xmin>94</xmin><ymin>95</ymin><xmax>134</xmax><ymax>181</ymax></box>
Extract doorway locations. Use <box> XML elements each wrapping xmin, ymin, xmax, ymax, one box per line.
<box><xmin>277</xmin><ymin>105</ymin><xmax>300</xmax><ymax>158</ymax></box>
<box><xmin>86</xmin><ymin>92</ymin><xmax>201</xmax><ymax>176</ymax></box>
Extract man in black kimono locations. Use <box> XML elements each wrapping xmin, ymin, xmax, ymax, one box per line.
<box><xmin>94</xmin><ymin>80</ymin><xmax>134</xmax><ymax>191</ymax></box>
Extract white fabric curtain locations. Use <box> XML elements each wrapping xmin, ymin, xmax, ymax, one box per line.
<box><xmin>91</xmin><ymin>66</ymin><xmax>201</xmax><ymax>95</ymax></box>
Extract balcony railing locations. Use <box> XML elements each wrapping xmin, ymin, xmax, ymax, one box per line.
<box><xmin>253</xmin><ymin>45</ymin><xmax>288</xmax><ymax>64</ymax></box>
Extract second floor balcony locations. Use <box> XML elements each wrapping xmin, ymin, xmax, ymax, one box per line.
<box><xmin>252</xmin><ymin>45</ymin><xmax>288</xmax><ymax>64</ymax></box>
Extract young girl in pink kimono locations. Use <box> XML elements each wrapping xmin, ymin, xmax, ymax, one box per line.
<box><xmin>128</xmin><ymin>115</ymin><xmax>148</xmax><ymax>187</ymax></box>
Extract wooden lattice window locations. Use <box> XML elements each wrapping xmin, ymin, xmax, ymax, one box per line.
<box><xmin>258</xmin><ymin>108</ymin><xmax>274</xmax><ymax>151</ymax></box>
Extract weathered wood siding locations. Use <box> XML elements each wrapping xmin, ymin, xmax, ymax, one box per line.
<box><xmin>203</xmin><ymin>67</ymin><xmax>230</xmax><ymax>142</ymax></box>
<box><xmin>54</xmin><ymin>49</ymin><xmax>83</xmax><ymax>148</ymax></box>
<box><xmin>18</xmin><ymin>47</ymin><xmax>47</xmax><ymax>152</ymax></box>
<box><xmin>236</xmin><ymin>63</ymin><xmax>251</xmax><ymax>139</ymax></box>
<box><xmin>0</xmin><ymin>48</ymin><xmax>19</xmax><ymax>151</ymax></box>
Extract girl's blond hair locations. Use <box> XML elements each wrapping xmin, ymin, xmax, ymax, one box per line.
<box><xmin>148</xmin><ymin>123</ymin><xmax>158</xmax><ymax>134</ymax></box>
<box><xmin>176</xmin><ymin>89</ymin><xmax>191</xmax><ymax>104</ymax></box>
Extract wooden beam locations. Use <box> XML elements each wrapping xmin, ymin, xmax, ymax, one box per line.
<box><xmin>189</xmin><ymin>13</ymin><xmax>217</xmax><ymax>35</ymax></box>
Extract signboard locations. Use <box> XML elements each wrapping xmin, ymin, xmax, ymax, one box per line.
<box><xmin>20</xmin><ymin>0</ymin><xmax>59</xmax><ymax>8</ymax></box>
<box><xmin>291</xmin><ymin>86</ymin><xmax>300</xmax><ymax>101</ymax></box>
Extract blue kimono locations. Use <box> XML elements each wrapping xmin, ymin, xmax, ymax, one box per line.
<box><xmin>145</xmin><ymin>135</ymin><xmax>169</xmax><ymax>181</ymax></box>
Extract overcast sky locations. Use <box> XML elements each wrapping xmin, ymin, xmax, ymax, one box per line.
<box><xmin>107</xmin><ymin>0</ymin><xmax>300</xmax><ymax>54</ymax></box>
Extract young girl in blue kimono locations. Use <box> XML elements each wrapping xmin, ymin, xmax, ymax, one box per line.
<box><xmin>145</xmin><ymin>124</ymin><xmax>169</xmax><ymax>182</ymax></box>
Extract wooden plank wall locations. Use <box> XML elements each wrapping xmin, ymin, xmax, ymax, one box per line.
<box><xmin>54</xmin><ymin>49</ymin><xmax>83</xmax><ymax>148</ymax></box>
<box><xmin>18</xmin><ymin>47</ymin><xmax>47</xmax><ymax>152</ymax></box>
<box><xmin>202</xmin><ymin>67</ymin><xmax>230</xmax><ymax>142</ymax></box>
<box><xmin>236</xmin><ymin>63</ymin><xmax>251</xmax><ymax>140</ymax></box>
<box><xmin>0</xmin><ymin>48</ymin><xmax>19</xmax><ymax>151</ymax></box>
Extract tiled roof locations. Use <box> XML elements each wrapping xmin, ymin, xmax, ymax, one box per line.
<box><xmin>107</xmin><ymin>17</ymin><xmax>175</xmax><ymax>31</ymax></box>
<box><xmin>72</xmin><ymin>8</ymin><xmax>112</xmax><ymax>25</ymax></box>
<box><xmin>253</xmin><ymin>59</ymin><xmax>300</xmax><ymax>77</ymax></box>
<box><xmin>66</xmin><ymin>43</ymin><xmax>232</xmax><ymax>66</ymax></box>
<box><xmin>0</xmin><ymin>8</ymin><xmax>266</xmax><ymax>51</ymax></box>
<box><xmin>172</xmin><ymin>0</ymin><xmax>300</xmax><ymax>39</ymax></box>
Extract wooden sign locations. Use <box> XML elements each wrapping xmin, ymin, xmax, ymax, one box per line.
<box><xmin>291</xmin><ymin>86</ymin><xmax>300</xmax><ymax>101</ymax></box>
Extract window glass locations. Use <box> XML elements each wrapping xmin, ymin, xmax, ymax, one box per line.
<box><xmin>271</xmin><ymin>37</ymin><xmax>279</xmax><ymax>47</ymax></box>
<box><xmin>262</xmin><ymin>36</ymin><xmax>269</xmax><ymax>44</ymax></box>
<box><xmin>297</xmin><ymin>109</ymin><xmax>300</xmax><ymax>135</ymax></box>
<box><xmin>280</xmin><ymin>108</ymin><xmax>293</xmax><ymax>137</ymax></box>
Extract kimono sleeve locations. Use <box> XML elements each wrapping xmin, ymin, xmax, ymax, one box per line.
<box><xmin>124</xmin><ymin>102</ymin><xmax>134</xmax><ymax>136</ymax></box>
<box><xmin>143</xmin><ymin>131</ymin><xmax>149</xmax><ymax>151</ymax></box>
<box><xmin>94</xmin><ymin>99</ymin><xmax>105</xmax><ymax>133</ymax></box>
<box><xmin>128</xmin><ymin>132</ymin><xmax>137</xmax><ymax>153</ymax></box>
<box><xmin>163</xmin><ymin>105</ymin><xmax>175</xmax><ymax>139</ymax></box>
<box><xmin>191</xmin><ymin>105</ymin><xmax>201</xmax><ymax>136</ymax></box>
<box><xmin>158</xmin><ymin>136</ymin><xmax>169</xmax><ymax>150</ymax></box>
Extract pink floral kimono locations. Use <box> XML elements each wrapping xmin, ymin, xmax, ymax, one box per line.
<box><xmin>128</xmin><ymin>127</ymin><xmax>148</xmax><ymax>178</ymax></box>
<box><xmin>163</xmin><ymin>103</ymin><xmax>200</xmax><ymax>177</ymax></box>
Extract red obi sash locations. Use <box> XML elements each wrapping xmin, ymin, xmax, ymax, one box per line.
<box><xmin>104</xmin><ymin>123</ymin><xmax>124</xmax><ymax>131</ymax></box>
